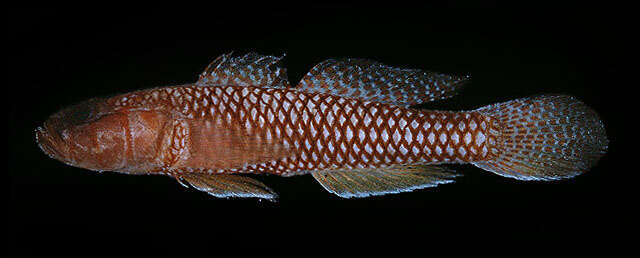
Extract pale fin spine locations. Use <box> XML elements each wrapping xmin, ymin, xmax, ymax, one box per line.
<box><xmin>196</xmin><ymin>52</ymin><xmax>290</xmax><ymax>88</ymax></box>
<box><xmin>473</xmin><ymin>95</ymin><xmax>608</xmax><ymax>180</ymax></box>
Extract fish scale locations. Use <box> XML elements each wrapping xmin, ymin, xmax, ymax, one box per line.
<box><xmin>36</xmin><ymin>52</ymin><xmax>608</xmax><ymax>199</ymax></box>
<box><xmin>108</xmin><ymin>85</ymin><xmax>499</xmax><ymax>176</ymax></box>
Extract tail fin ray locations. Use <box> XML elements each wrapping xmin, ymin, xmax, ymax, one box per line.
<box><xmin>473</xmin><ymin>95</ymin><xmax>608</xmax><ymax>180</ymax></box>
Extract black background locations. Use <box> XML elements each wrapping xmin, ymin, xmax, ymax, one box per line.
<box><xmin>8</xmin><ymin>3</ymin><xmax>627</xmax><ymax>253</ymax></box>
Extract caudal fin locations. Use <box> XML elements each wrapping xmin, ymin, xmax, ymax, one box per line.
<box><xmin>473</xmin><ymin>95</ymin><xmax>608</xmax><ymax>180</ymax></box>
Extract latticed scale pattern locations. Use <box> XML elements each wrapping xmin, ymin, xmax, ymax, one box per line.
<box><xmin>36</xmin><ymin>52</ymin><xmax>609</xmax><ymax>199</ymax></box>
<box><xmin>109</xmin><ymin>85</ymin><xmax>498</xmax><ymax>176</ymax></box>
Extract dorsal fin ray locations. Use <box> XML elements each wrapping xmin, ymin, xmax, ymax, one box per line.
<box><xmin>297</xmin><ymin>58</ymin><xmax>470</xmax><ymax>107</ymax></box>
<box><xmin>196</xmin><ymin>52</ymin><xmax>291</xmax><ymax>88</ymax></box>
<box><xmin>311</xmin><ymin>165</ymin><xmax>460</xmax><ymax>198</ymax></box>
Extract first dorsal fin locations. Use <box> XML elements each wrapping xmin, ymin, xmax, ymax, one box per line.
<box><xmin>311</xmin><ymin>165</ymin><xmax>460</xmax><ymax>198</ymax></box>
<box><xmin>196</xmin><ymin>52</ymin><xmax>291</xmax><ymax>88</ymax></box>
<box><xmin>297</xmin><ymin>58</ymin><xmax>470</xmax><ymax>107</ymax></box>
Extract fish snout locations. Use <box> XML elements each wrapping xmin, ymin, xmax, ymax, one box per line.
<box><xmin>35</xmin><ymin>125</ymin><xmax>66</xmax><ymax>161</ymax></box>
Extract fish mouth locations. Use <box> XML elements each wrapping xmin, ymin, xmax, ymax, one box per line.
<box><xmin>35</xmin><ymin>125</ymin><xmax>64</xmax><ymax>160</ymax></box>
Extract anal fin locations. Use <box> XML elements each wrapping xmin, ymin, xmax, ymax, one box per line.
<box><xmin>177</xmin><ymin>173</ymin><xmax>277</xmax><ymax>200</ymax></box>
<box><xmin>311</xmin><ymin>165</ymin><xmax>459</xmax><ymax>198</ymax></box>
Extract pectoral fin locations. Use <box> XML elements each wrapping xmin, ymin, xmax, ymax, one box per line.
<box><xmin>176</xmin><ymin>173</ymin><xmax>277</xmax><ymax>200</ymax></box>
<box><xmin>184</xmin><ymin>119</ymin><xmax>290</xmax><ymax>171</ymax></box>
<box><xmin>311</xmin><ymin>165</ymin><xmax>459</xmax><ymax>198</ymax></box>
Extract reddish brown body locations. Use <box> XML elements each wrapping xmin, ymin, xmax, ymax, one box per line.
<box><xmin>36</xmin><ymin>52</ymin><xmax>607</xmax><ymax>199</ymax></box>
<box><xmin>53</xmin><ymin>84</ymin><xmax>499</xmax><ymax>177</ymax></box>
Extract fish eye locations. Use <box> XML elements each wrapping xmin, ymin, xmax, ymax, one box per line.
<box><xmin>45</xmin><ymin>98</ymin><xmax>104</xmax><ymax>140</ymax></box>
<box><xmin>67</xmin><ymin>105</ymin><xmax>92</xmax><ymax>124</ymax></box>
<box><xmin>63</xmin><ymin>99</ymin><xmax>101</xmax><ymax>125</ymax></box>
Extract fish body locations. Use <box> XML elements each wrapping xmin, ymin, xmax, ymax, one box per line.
<box><xmin>99</xmin><ymin>85</ymin><xmax>497</xmax><ymax>176</ymax></box>
<box><xmin>36</xmin><ymin>53</ymin><xmax>609</xmax><ymax>199</ymax></box>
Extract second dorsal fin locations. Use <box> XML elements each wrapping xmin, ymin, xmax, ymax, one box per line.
<box><xmin>196</xmin><ymin>52</ymin><xmax>291</xmax><ymax>88</ymax></box>
<box><xmin>297</xmin><ymin>58</ymin><xmax>470</xmax><ymax>107</ymax></box>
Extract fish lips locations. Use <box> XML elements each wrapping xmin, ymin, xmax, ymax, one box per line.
<box><xmin>35</xmin><ymin>124</ymin><xmax>66</xmax><ymax>162</ymax></box>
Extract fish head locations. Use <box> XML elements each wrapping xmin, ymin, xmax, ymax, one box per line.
<box><xmin>36</xmin><ymin>98</ymin><xmax>130</xmax><ymax>172</ymax></box>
